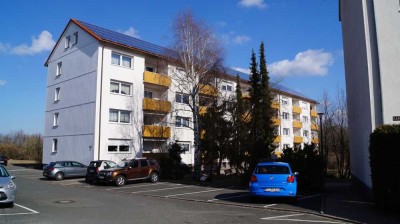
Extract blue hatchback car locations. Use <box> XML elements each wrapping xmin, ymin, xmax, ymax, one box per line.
<box><xmin>249</xmin><ymin>162</ymin><xmax>298</xmax><ymax>201</ymax></box>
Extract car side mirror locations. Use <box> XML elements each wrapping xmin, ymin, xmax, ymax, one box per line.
<box><xmin>11</xmin><ymin>176</ymin><xmax>16</xmax><ymax>180</ymax></box>
<box><xmin>294</xmin><ymin>172</ymin><xmax>299</xmax><ymax>176</ymax></box>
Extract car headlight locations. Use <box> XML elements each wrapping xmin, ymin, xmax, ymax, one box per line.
<box><xmin>7</xmin><ymin>181</ymin><xmax>16</xmax><ymax>189</ymax></box>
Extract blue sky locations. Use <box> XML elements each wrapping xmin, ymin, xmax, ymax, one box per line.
<box><xmin>0</xmin><ymin>0</ymin><xmax>344</xmax><ymax>134</ymax></box>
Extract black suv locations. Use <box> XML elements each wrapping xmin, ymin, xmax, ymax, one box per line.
<box><xmin>98</xmin><ymin>158</ymin><xmax>160</xmax><ymax>186</ymax></box>
<box><xmin>0</xmin><ymin>156</ymin><xmax>8</xmax><ymax>166</ymax></box>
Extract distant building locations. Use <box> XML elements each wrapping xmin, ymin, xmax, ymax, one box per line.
<box><xmin>43</xmin><ymin>19</ymin><xmax>318</xmax><ymax>166</ymax></box>
<box><xmin>339</xmin><ymin>0</ymin><xmax>400</xmax><ymax>190</ymax></box>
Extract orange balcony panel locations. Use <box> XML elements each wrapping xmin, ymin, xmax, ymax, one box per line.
<box><xmin>143</xmin><ymin>71</ymin><xmax>171</xmax><ymax>87</ymax></box>
<box><xmin>143</xmin><ymin>125</ymin><xmax>170</xmax><ymax>138</ymax></box>
<box><xmin>294</xmin><ymin>136</ymin><xmax>303</xmax><ymax>144</ymax></box>
<box><xmin>293</xmin><ymin>120</ymin><xmax>303</xmax><ymax>129</ymax></box>
<box><xmin>242</xmin><ymin>93</ymin><xmax>250</xmax><ymax>99</ymax></box>
<box><xmin>274</xmin><ymin>135</ymin><xmax>281</xmax><ymax>143</ymax></box>
<box><xmin>292</xmin><ymin>106</ymin><xmax>302</xmax><ymax>114</ymax></box>
<box><xmin>272</xmin><ymin>101</ymin><xmax>280</xmax><ymax>109</ymax></box>
<box><xmin>143</xmin><ymin>98</ymin><xmax>171</xmax><ymax>113</ymax></box>
<box><xmin>311</xmin><ymin>110</ymin><xmax>318</xmax><ymax>117</ymax></box>
<box><xmin>200</xmin><ymin>130</ymin><xmax>206</xmax><ymax>139</ymax></box>
<box><xmin>312</xmin><ymin>137</ymin><xmax>319</xmax><ymax>144</ymax></box>
<box><xmin>199</xmin><ymin>106</ymin><xmax>208</xmax><ymax>115</ymax></box>
<box><xmin>199</xmin><ymin>84</ymin><xmax>218</xmax><ymax>96</ymax></box>
<box><xmin>242</xmin><ymin>112</ymin><xmax>251</xmax><ymax>122</ymax></box>
<box><xmin>272</xmin><ymin>118</ymin><xmax>281</xmax><ymax>126</ymax></box>
<box><xmin>311</xmin><ymin>123</ymin><xmax>319</xmax><ymax>131</ymax></box>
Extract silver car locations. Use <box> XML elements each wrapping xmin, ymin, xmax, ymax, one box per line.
<box><xmin>43</xmin><ymin>161</ymin><xmax>87</xmax><ymax>181</ymax></box>
<box><xmin>0</xmin><ymin>165</ymin><xmax>16</xmax><ymax>207</ymax></box>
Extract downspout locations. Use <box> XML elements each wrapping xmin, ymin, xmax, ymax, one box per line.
<box><xmin>98</xmin><ymin>44</ymin><xmax>105</xmax><ymax>160</ymax></box>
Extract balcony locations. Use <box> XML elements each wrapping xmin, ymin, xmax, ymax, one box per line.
<box><xmin>272</xmin><ymin>101</ymin><xmax>280</xmax><ymax>109</ymax></box>
<box><xmin>143</xmin><ymin>98</ymin><xmax>171</xmax><ymax>113</ymax></box>
<box><xmin>311</xmin><ymin>123</ymin><xmax>319</xmax><ymax>131</ymax></box>
<box><xmin>199</xmin><ymin>106</ymin><xmax>208</xmax><ymax>115</ymax></box>
<box><xmin>199</xmin><ymin>84</ymin><xmax>218</xmax><ymax>96</ymax></box>
<box><xmin>294</xmin><ymin>136</ymin><xmax>303</xmax><ymax>144</ymax></box>
<box><xmin>272</xmin><ymin>118</ymin><xmax>281</xmax><ymax>126</ymax></box>
<box><xmin>293</xmin><ymin>120</ymin><xmax>303</xmax><ymax>129</ymax></box>
<box><xmin>274</xmin><ymin>135</ymin><xmax>281</xmax><ymax>143</ymax></box>
<box><xmin>311</xmin><ymin>110</ymin><xmax>318</xmax><ymax>117</ymax></box>
<box><xmin>242</xmin><ymin>93</ymin><xmax>250</xmax><ymax>99</ymax></box>
<box><xmin>143</xmin><ymin>125</ymin><xmax>170</xmax><ymax>139</ymax></box>
<box><xmin>292</xmin><ymin>106</ymin><xmax>302</xmax><ymax>114</ymax></box>
<box><xmin>312</xmin><ymin>137</ymin><xmax>319</xmax><ymax>144</ymax></box>
<box><xmin>143</xmin><ymin>71</ymin><xmax>171</xmax><ymax>88</ymax></box>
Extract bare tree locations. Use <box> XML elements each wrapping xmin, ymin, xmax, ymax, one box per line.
<box><xmin>169</xmin><ymin>10</ymin><xmax>224</xmax><ymax>178</ymax></box>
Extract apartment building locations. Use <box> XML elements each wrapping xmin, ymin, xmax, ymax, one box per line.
<box><xmin>43</xmin><ymin>19</ymin><xmax>319</xmax><ymax>165</ymax></box>
<box><xmin>339</xmin><ymin>0</ymin><xmax>400</xmax><ymax>190</ymax></box>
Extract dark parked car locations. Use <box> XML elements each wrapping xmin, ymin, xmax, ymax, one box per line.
<box><xmin>43</xmin><ymin>161</ymin><xmax>87</xmax><ymax>181</ymax></box>
<box><xmin>85</xmin><ymin>160</ymin><xmax>117</xmax><ymax>184</ymax></box>
<box><xmin>98</xmin><ymin>158</ymin><xmax>160</xmax><ymax>186</ymax></box>
<box><xmin>0</xmin><ymin>156</ymin><xmax>7</xmax><ymax>166</ymax></box>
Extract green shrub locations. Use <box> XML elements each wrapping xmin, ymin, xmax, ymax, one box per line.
<box><xmin>370</xmin><ymin>124</ymin><xmax>400</xmax><ymax>210</ymax></box>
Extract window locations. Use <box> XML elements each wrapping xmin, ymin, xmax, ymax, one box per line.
<box><xmin>108</xmin><ymin>145</ymin><xmax>118</xmax><ymax>152</ymax></box>
<box><xmin>274</xmin><ymin>128</ymin><xmax>279</xmax><ymax>135</ymax></box>
<box><xmin>221</xmin><ymin>84</ymin><xmax>233</xmax><ymax>92</ymax></box>
<box><xmin>283</xmin><ymin>128</ymin><xmax>290</xmax><ymax>136</ymax></box>
<box><xmin>53</xmin><ymin>113</ymin><xmax>59</xmax><ymax>127</ymax></box>
<box><xmin>284</xmin><ymin>144</ymin><xmax>290</xmax><ymax>149</ymax></box>
<box><xmin>65</xmin><ymin>36</ymin><xmax>71</xmax><ymax>48</ymax></box>
<box><xmin>56</xmin><ymin>62</ymin><xmax>62</xmax><ymax>77</ymax></box>
<box><xmin>73</xmin><ymin>32</ymin><xmax>78</xmax><ymax>45</ymax></box>
<box><xmin>111</xmin><ymin>52</ymin><xmax>132</xmax><ymax>68</ymax></box>
<box><xmin>176</xmin><ymin>93</ymin><xmax>189</xmax><ymax>104</ymax></box>
<box><xmin>176</xmin><ymin>117</ymin><xmax>190</xmax><ymax>128</ymax></box>
<box><xmin>282</xmin><ymin>112</ymin><xmax>290</xmax><ymax>120</ymax></box>
<box><xmin>109</xmin><ymin>110</ymin><xmax>130</xmax><ymax>123</ymax></box>
<box><xmin>144</xmin><ymin>91</ymin><xmax>153</xmax><ymax>99</ymax></box>
<box><xmin>119</xmin><ymin>145</ymin><xmax>129</xmax><ymax>152</ymax></box>
<box><xmin>146</xmin><ymin>66</ymin><xmax>154</xmax><ymax>72</ymax></box>
<box><xmin>303</xmin><ymin>116</ymin><xmax>309</xmax><ymax>123</ymax></box>
<box><xmin>110</xmin><ymin>81</ymin><xmax>131</xmax><ymax>95</ymax></box>
<box><xmin>52</xmin><ymin>139</ymin><xmax>58</xmax><ymax>153</ymax></box>
<box><xmin>109</xmin><ymin>110</ymin><xmax>119</xmax><ymax>122</ymax></box>
<box><xmin>107</xmin><ymin>145</ymin><xmax>130</xmax><ymax>152</ymax></box>
<box><xmin>303</xmin><ymin>130</ymin><xmax>309</xmax><ymax>137</ymax></box>
<box><xmin>140</xmin><ymin>159</ymin><xmax>148</xmax><ymax>167</ymax></box>
<box><xmin>282</xmin><ymin>98</ymin><xmax>289</xmax><ymax>105</ymax></box>
<box><xmin>54</xmin><ymin>87</ymin><xmax>60</xmax><ymax>102</ymax></box>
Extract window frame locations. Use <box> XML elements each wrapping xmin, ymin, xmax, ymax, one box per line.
<box><xmin>52</xmin><ymin>139</ymin><xmax>58</xmax><ymax>153</ymax></box>
<box><xmin>282</xmin><ymin>112</ymin><xmax>290</xmax><ymax>120</ymax></box>
<box><xmin>283</xmin><ymin>128</ymin><xmax>290</xmax><ymax>136</ymax></box>
<box><xmin>56</xmin><ymin>62</ymin><xmax>62</xmax><ymax>77</ymax></box>
<box><xmin>109</xmin><ymin>109</ymin><xmax>131</xmax><ymax>124</ymax></box>
<box><xmin>65</xmin><ymin>36</ymin><xmax>71</xmax><ymax>49</ymax></box>
<box><xmin>54</xmin><ymin>87</ymin><xmax>60</xmax><ymax>102</ymax></box>
<box><xmin>144</xmin><ymin>90</ymin><xmax>153</xmax><ymax>99</ymax></box>
<box><xmin>72</xmin><ymin>32</ymin><xmax>78</xmax><ymax>45</ymax></box>
<box><xmin>53</xmin><ymin>113</ymin><xmax>59</xmax><ymax>127</ymax></box>
<box><xmin>111</xmin><ymin>52</ymin><xmax>133</xmax><ymax>69</ymax></box>
<box><xmin>303</xmin><ymin>130</ymin><xmax>309</xmax><ymax>137</ymax></box>
<box><xmin>110</xmin><ymin>80</ymin><xmax>132</xmax><ymax>96</ymax></box>
<box><xmin>175</xmin><ymin>93</ymin><xmax>190</xmax><ymax>104</ymax></box>
<box><xmin>178</xmin><ymin>142</ymin><xmax>190</xmax><ymax>153</ymax></box>
<box><xmin>175</xmin><ymin>116</ymin><xmax>190</xmax><ymax>128</ymax></box>
<box><xmin>107</xmin><ymin>144</ymin><xmax>130</xmax><ymax>153</ymax></box>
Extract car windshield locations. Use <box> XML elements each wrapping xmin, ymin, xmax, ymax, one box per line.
<box><xmin>255</xmin><ymin>165</ymin><xmax>290</xmax><ymax>174</ymax></box>
<box><xmin>0</xmin><ymin>166</ymin><xmax>9</xmax><ymax>177</ymax></box>
<box><xmin>117</xmin><ymin>161</ymin><xmax>129</xmax><ymax>168</ymax></box>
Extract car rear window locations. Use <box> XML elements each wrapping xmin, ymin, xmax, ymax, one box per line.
<box><xmin>255</xmin><ymin>165</ymin><xmax>290</xmax><ymax>174</ymax></box>
<box><xmin>89</xmin><ymin>162</ymin><xmax>99</xmax><ymax>167</ymax></box>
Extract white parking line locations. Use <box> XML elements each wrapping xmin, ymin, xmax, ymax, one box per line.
<box><xmin>14</xmin><ymin>203</ymin><xmax>39</xmax><ymax>214</ymax></box>
<box><xmin>106</xmin><ymin>182</ymin><xmax>176</xmax><ymax>191</ymax></box>
<box><xmin>263</xmin><ymin>204</ymin><xmax>277</xmax><ymax>207</ymax></box>
<box><xmin>298</xmin><ymin>194</ymin><xmax>321</xmax><ymax>201</ymax></box>
<box><xmin>7</xmin><ymin>169</ymin><xmax>41</xmax><ymax>172</ymax></box>
<box><xmin>261</xmin><ymin>214</ymin><xmax>303</xmax><ymax>220</ymax></box>
<box><xmin>165</xmin><ymin>188</ymin><xmax>225</xmax><ymax>198</ymax></box>
<box><xmin>132</xmin><ymin>185</ymin><xmax>191</xmax><ymax>193</ymax></box>
<box><xmin>0</xmin><ymin>203</ymin><xmax>40</xmax><ymax>216</ymax></box>
<box><xmin>207</xmin><ymin>193</ymin><xmax>249</xmax><ymax>202</ymax></box>
<box><xmin>272</xmin><ymin>218</ymin><xmax>343</xmax><ymax>223</ymax></box>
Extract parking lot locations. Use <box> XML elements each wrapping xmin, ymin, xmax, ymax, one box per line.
<box><xmin>2</xmin><ymin>165</ymin><xmax>349</xmax><ymax>224</ymax></box>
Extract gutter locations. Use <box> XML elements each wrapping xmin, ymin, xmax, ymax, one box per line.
<box><xmin>98</xmin><ymin>44</ymin><xmax>105</xmax><ymax>160</ymax></box>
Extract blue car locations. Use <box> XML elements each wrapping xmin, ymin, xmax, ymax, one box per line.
<box><xmin>249</xmin><ymin>162</ymin><xmax>298</xmax><ymax>202</ymax></box>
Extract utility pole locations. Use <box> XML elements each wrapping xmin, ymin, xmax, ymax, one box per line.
<box><xmin>318</xmin><ymin>112</ymin><xmax>325</xmax><ymax>214</ymax></box>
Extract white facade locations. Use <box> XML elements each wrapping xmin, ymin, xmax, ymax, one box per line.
<box><xmin>340</xmin><ymin>0</ymin><xmax>400</xmax><ymax>189</ymax></box>
<box><xmin>43</xmin><ymin>20</ymin><xmax>319</xmax><ymax>166</ymax></box>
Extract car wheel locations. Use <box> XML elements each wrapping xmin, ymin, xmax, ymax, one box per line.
<box><xmin>115</xmin><ymin>175</ymin><xmax>126</xmax><ymax>186</ymax></box>
<box><xmin>8</xmin><ymin>202</ymin><xmax>14</xmax><ymax>208</ymax></box>
<box><xmin>249</xmin><ymin>196</ymin><xmax>258</xmax><ymax>203</ymax></box>
<box><xmin>55</xmin><ymin>172</ymin><xmax>64</xmax><ymax>181</ymax></box>
<box><xmin>149</xmin><ymin>172</ymin><xmax>159</xmax><ymax>183</ymax></box>
<box><xmin>289</xmin><ymin>196</ymin><xmax>297</xmax><ymax>204</ymax></box>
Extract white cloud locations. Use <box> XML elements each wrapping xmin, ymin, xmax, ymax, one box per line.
<box><xmin>11</xmin><ymin>31</ymin><xmax>55</xmax><ymax>55</ymax></box>
<box><xmin>0</xmin><ymin>80</ymin><xmax>6</xmax><ymax>86</ymax></box>
<box><xmin>232</xmin><ymin>35</ymin><xmax>251</xmax><ymax>44</ymax></box>
<box><xmin>269</xmin><ymin>49</ymin><xmax>334</xmax><ymax>76</ymax></box>
<box><xmin>119</xmin><ymin>27</ymin><xmax>140</xmax><ymax>38</ymax></box>
<box><xmin>231</xmin><ymin>67</ymin><xmax>250</xmax><ymax>75</ymax></box>
<box><xmin>239</xmin><ymin>0</ymin><xmax>267</xmax><ymax>9</ymax></box>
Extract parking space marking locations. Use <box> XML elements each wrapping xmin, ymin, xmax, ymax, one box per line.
<box><xmin>105</xmin><ymin>182</ymin><xmax>176</xmax><ymax>191</ymax></box>
<box><xmin>131</xmin><ymin>185</ymin><xmax>191</xmax><ymax>194</ymax></box>
<box><xmin>263</xmin><ymin>204</ymin><xmax>277</xmax><ymax>207</ymax></box>
<box><xmin>207</xmin><ymin>193</ymin><xmax>249</xmax><ymax>202</ymax></box>
<box><xmin>261</xmin><ymin>214</ymin><xmax>303</xmax><ymax>220</ymax></box>
<box><xmin>298</xmin><ymin>194</ymin><xmax>321</xmax><ymax>201</ymax></box>
<box><xmin>271</xmin><ymin>218</ymin><xmax>343</xmax><ymax>223</ymax></box>
<box><xmin>165</xmin><ymin>187</ymin><xmax>226</xmax><ymax>198</ymax></box>
<box><xmin>0</xmin><ymin>203</ymin><xmax>40</xmax><ymax>216</ymax></box>
<box><xmin>14</xmin><ymin>204</ymin><xmax>39</xmax><ymax>214</ymax></box>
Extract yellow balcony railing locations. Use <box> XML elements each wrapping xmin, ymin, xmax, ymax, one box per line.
<box><xmin>311</xmin><ymin>123</ymin><xmax>319</xmax><ymax>131</ymax></box>
<box><xmin>272</xmin><ymin>101</ymin><xmax>280</xmax><ymax>109</ymax></box>
<box><xmin>272</xmin><ymin>118</ymin><xmax>281</xmax><ymax>126</ymax></box>
<box><xmin>311</xmin><ymin>110</ymin><xmax>318</xmax><ymax>117</ymax></box>
<box><xmin>143</xmin><ymin>71</ymin><xmax>171</xmax><ymax>87</ymax></box>
<box><xmin>312</xmin><ymin>137</ymin><xmax>319</xmax><ymax>144</ymax></box>
<box><xmin>294</xmin><ymin>136</ymin><xmax>303</xmax><ymax>144</ymax></box>
<box><xmin>242</xmin><ymin>93</ymin><xmax>250</xmax><ymax>99</ymax></box>
<box><xmin>143</xmin><ymin>125</ymin><xmax>170</xmax><ymax>138</ymax></box>
<box><xmin>143</xmin><ymin>98</ymin><xmax>171</xmax><ymax>113</ymax></box>
<box><xmin>292</xmin><ymin>106</ymin><xmax>302</xmax><ymax>114</ymax></box>
<box><xmin>274</xmin><ymin>135</ymin><xmax>281</xmax><ymax>143</ymax></box>
<box><xmin>199</xmin><ymin>84</ymin><xmax>218</xmax><ymax>96</ymax></box>
<box><xmin>293</xmin><ymin>120</ymin><xmax>303</xmax><ymax>129</ymax></box>
<box><xmin>199</xmin><ymin>106</ymin><xmax>208</xmax><ymax>115</ymax></box>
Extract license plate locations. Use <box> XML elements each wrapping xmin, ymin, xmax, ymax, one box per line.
<box><xmin>265</xmin><ymin>188</ymin><xmax>280</xmax><ymax>192</ymax></box>
<box><xmin>98</xmin><ymin>175</ymin><xmax>104</xmax><ymax>179</ymax></box>
<box><xmin>43</xmin><ymin>172</ymin><xmax>47</xmax><ymax>175</ymax></box>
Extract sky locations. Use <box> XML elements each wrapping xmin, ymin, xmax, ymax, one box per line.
<box><xmin>0</xmin><ymin>0</ymin><xmax>345</xmax><ymax>134</ymax></box>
